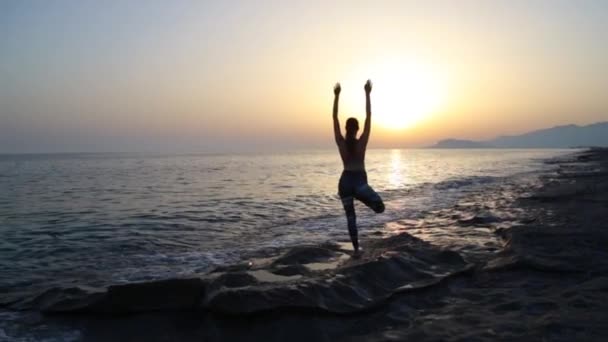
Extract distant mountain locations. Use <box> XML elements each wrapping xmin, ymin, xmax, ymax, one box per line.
<box><xmin>429</xmin><ymin>122</ymin><xmax>608</xmax><ymax>148</ymax></box>
<box><xmin>488</xmin><ymin>122</ymin><xmax>608</xmax><ymax>148</ymax></box>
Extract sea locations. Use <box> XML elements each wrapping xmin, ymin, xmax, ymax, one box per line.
<box><xmin>0</xmin><ymin>148</ymin><xmax>573</xmax><ymax>340</ymax></box>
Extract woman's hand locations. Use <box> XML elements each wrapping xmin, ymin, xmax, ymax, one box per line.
<box><xmin>334</xmin><ymin>82</ymin><xmax>341</xmax><ymax>96</ymax></box>
<box><xmin>364</xmin><ymin>79</ymin><xmax>372</xmax><ymax>94</ymax></box>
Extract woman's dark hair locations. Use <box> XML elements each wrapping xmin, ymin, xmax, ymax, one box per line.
<box><xmin>345</xmin><ymin>118</ymin><xmax>359</xmax><ymax>153</ymax></box>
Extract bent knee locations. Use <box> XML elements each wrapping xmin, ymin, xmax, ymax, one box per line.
<box><xmin>373</xmin><ymin>202</ymin><xmax>385</xmax><ymax>214</ymax></box>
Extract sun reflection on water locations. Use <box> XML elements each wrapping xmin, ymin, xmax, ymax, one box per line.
<box><xmin>389</xmin><ymin>149</ymin><xmax>403</xmax><ymax>188</ymax></box>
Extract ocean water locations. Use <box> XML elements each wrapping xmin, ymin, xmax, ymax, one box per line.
<box><xmin>0</xmin><ymin>149</ymin><xmax>570</xmax><ymax>303</ymax></box>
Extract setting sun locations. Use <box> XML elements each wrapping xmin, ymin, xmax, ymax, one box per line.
<box><xmin>344</xmin><ymin>60</ymin><xmax>447</xmax><ymax>130</ymax></box>
<box><xmin>372</xmin><ymin>62</ymin><xmax>446</xmax><ymax>129</ymax></box>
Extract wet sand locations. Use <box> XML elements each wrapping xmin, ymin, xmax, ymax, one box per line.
<box><xmin>3</xmin><ymin>149</ymin><xmax>608</xmax><ymax>341</ymax></box>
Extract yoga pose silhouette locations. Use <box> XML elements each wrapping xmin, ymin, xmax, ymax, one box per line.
<box><xmin>332</xmin><ymin>80</ymin><xmax>385</xmax><ymax>254</ymax></box>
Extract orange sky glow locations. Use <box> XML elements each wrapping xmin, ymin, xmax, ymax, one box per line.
<box><xmin>1</xmin><ymin>1</ymin><xmax>607</xmax><ymax>152</ymax></box>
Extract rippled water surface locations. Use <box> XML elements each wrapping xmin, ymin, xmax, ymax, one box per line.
<box><xmin>0</xmin><ymin>149</ymin><xmax>570</xmax><ymax>296</ymax></box>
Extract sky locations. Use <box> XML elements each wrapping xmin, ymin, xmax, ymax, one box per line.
<box><xmin>1</xmin><ymin>0</ymin><xmax>607</xmax><ymax>153</ymax></box>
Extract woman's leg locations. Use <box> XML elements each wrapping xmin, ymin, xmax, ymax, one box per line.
<box><xmin>355</xmin><ymin>184</ymin><xmax>385</xmax><ymax>213</ymax></box>
<box><xmin>341</xmin><ymin>196</ymin><xmax>359</xmax><ymax>252</ymax></box>
<box><xmin>339</xmin><ymin>171</ymin><xmax>362</xmax><ymax>253</ymax></box>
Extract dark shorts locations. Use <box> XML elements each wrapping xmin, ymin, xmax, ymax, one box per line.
<box><xmin>338</xmin><ymin>170</ymin><xmax>384</xmax><ymax>213</ymax></box>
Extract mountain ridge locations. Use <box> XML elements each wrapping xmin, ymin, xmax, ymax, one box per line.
<box><xmin>429</xmin><ymin>122</ymin><xmax>608</xmax><ymax>148</ymax></box>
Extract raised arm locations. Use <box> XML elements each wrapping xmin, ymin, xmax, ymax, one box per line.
<box><xmin>333</xmin><ymin>82</ymin><xmax>344</xmax><ymax>144</ymax></box>
<box><xmin>360</xmin><ymin>80</ymin><xmax>372</xmax><ymax>146</ymax></box>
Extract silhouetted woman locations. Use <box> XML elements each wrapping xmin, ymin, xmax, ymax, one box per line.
<box><xmin>332</xmin><ymin>80</ymin><xmax>385</xmax><ymax>254</ymax></box>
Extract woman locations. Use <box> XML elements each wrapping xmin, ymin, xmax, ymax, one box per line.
<box><xmin>332</xmin><ymin>80</ymin><xmax>385</xmax><ymax>254</ymax></box>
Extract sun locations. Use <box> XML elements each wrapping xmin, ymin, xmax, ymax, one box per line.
<box><xmin>346</xmin><ymin>60</ymin><xmax>446</xmax><ymax>129</ymax></box>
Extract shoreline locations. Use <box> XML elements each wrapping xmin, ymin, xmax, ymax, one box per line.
<box><xmin>2</xmin><ymin>148</ymin><xmax>607</xmax><ymax>341</ymax></box>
